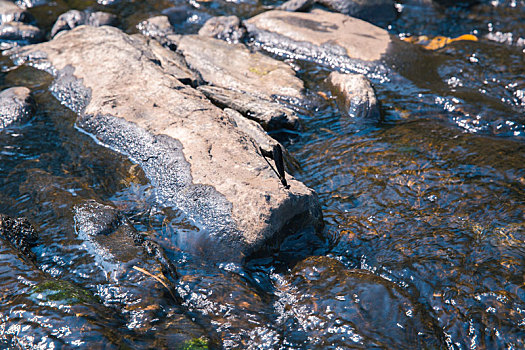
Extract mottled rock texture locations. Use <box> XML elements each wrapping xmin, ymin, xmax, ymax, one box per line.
<box><xmin>7</xmin><ymin>25</ymin><xmax>322</xmax><ymax>259</ymax></box>
<box><xmin>0</xmin><ymin>86</ymin><xmax>35</xmax><ymax>128</ymax></box>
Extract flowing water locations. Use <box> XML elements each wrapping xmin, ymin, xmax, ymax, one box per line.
<box><xmin>0</xmin><ymin>0</ymin><xmax>524</xmax><ymax>348</ymax></box>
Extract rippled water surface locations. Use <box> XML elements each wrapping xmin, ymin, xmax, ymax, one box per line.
<box><xmin>0</xmin><ymin>0</ymin><xmax>524</xmax><ymax>348</ymax></box>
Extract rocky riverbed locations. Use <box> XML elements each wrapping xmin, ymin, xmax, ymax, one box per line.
<box><xmin>0</xmin><ymin>0</ymin><xmax>524</xmax><ymax>348</ymax></box>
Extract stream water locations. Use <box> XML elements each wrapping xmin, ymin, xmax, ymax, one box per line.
<box><xmin>0</xmin><ymin>0</ymin><xmax>524</xmax><ymax>349</ymax></box>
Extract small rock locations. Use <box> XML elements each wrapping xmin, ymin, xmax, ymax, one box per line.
<box><xmin>198</xmin><ymin>15</ymin><xmax>246</xmax><ymax>43</ymax></box>
<box><xmin>137</xmin><ymin>15</ymin><xmax>180</xmax><ymax>48</ymax></box>
<box><xmin>0</xmin><ymin>0</ymin><xmax>32</xmax><ymax>24</ymax></box>
<box><xmin>199</xmin><ymin>85</ymin><xmax>298</xmax><ymax>130</ymax></box>
<box><xmin>325</xmin><ymin>71</ymin><xmax>380</xmax><ymax>119</ymax></box>
<box><xmin>51</xmin><ymin>10</ymin><xmax>117</xmax><ymax>38</ymax></box>
<box><xmin>244</xmin><ymin>9</ymin><xmax>392</xmax><ymax>65</ymax></box>
<box><xmin>278</xmin><ymin>0</ymin><xmax>315</xmax><ymax>11</ymax></box>
<box><xmin>0</xmin><ymin>86</ymin><xmax>36</xmax><ymax>128</ymax></box>
<box><xmin>316</xmin><ymin>0</ymin><xmax>397</xmax><ymax>25</ymax></box>
<box><xmin>0</xmin><ymin>21</ymin><xmax>42</xmax><ymax>48</ymax></box>
<box><xmin>0</xmin><ymin>213</ymin><xmax>38</xmax><ymax>255</ymax></box>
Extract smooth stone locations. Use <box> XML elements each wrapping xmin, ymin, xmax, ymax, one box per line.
<box><xmin>198</xmin><ymin>85</ymin><xmax>298</xmax><ymax>130</ymax></box>
<box><xmin>244</xmin><ymin>9</ymin><xmax>392</xmax><ymax>64</ymax></box>
<box><xmin>0</xmin><ymin>21</ymin><xmax>42</xmax><ymax>47</ymax></box>
<box><xmin>51</xmin><ymin>10</ymin><xmax>117</xmax><ymax>38</ymax></box>
<box><xmin>7</xmin><ymin>26</ymin><xmax>322</xmax><ymax>259</ymax></box>
<box><xmin>0</xmin><ymin>86</ymin><xmax>35</xmax><ymax>128</ymax></box>
<box><xmin>0</xmin><ymin>0</ymin><xmax>31</xmax><ymax>24</ymax></box>
<box><xmin>198</xmin><ymin>15</ymin><xmax>246</xmax><ymax>43</ymax></box>
<box><xmin>316</xmin><ymin>0</ymin><xmax>397</xmax><ymax>25</ymax></box>
<box><xmin>326</xmin><ymin>71</ymin><xmax>380</xmax><ymax>119</ymax></box>
<box><xmin>137</xmin><ymin>15</ymin><xmax>181</xmax><ymax>48</ymax></box>
<box><xmin>275</xmin><ymin>256</ymin><xmax>445</xmax><ymax>348</ymax></box>
<box><xmin>278</xmin><ymin>0</ymin><xmax>315</xmax><ymax>11</ymax></box>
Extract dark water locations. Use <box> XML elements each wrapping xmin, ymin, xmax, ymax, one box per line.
<box><xmin>1</xmin><ymin>0</ymin><xmax>524</xmax><ymax>348</ymax></box>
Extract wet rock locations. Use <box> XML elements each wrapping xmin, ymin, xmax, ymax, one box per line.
<box><xmin>274</xmin><ymin>256</ymin><xmax>445</xmax><ymax>348</ymax></box>
<box><xmin>325</xmin><ymin>71</ymin><xmax>380</xmax><ymax>119</ymax></box>
<box><xmin>198</xmin><ymin>85</ymin><xmax>298</xmax><ymax>130</ymax></box>
<box><xmin>50</xmin><ymin>10</ymin><xmax>117</xmax><ymax>38</ymax></box>
<box><xmin>0</xmin><ymin>214</ymin><xmax>37</xmax><ymax>255</ymax></box>
<box><xmin>0</xmin><ymin>86</ymin><xmax>35</xmax><ymax>128</ymax></box>
<box><xmin>244</xmin><ymin>9</ymin><xmax>392</xmax><ymax>66</ymax></box>
<box><xmin>316</xmin><ymin>0</ymin><xmax>397</xmax><ymax>25</ymax></box>
<box><xmin>176</xmin><ymin>261</ymin><xmax>280</xmax><ymax>348</ymax></box>
<box><xmin>278</xmin><ymin>0</ymin><xmax>315</xmax><ymax>12</ymax></box>
<box><xmin>13</xmin><ymin>0</ymin><xmax>48</xmax><ymax>8</ymax></box>
<box><xmin>137</xmin><ymin>15</ymin><xmax>180</xmax><ymax>48</ymax></box>
<box><xmin>0</xmin><ymin>229</ymin><xmax>126</xmax><ymax>348</ymax></box>
<box><xmin>7</xmin><ymin>25</ymin><xmax>322</xmax><ymax>259</ymax></box>
<box><xmin>0</xmin><ymin>0</ymin><xmax>32</xmax><ymax>24</ymax></box>
<box><xmin>0</xmin><ymin>21</ymin><xmax>42</xmax><ymax>48</ymax></box>
<box><xmin>173</xmin><ymin>34</ymin><xmax>302</xmax><ymax>129</ymax></box>
<box><xmin>198</xmin><ymin>15</ymin><xmax>246</xmax><ymax>43</ymax></box>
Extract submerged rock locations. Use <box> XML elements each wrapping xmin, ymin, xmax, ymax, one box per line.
<box><xmin>0</xmin><ymin>222</ymin><xmax>126</xmax><ymax>348</ymax></box>
<box><xmin>51</xmin><ymin>10</ymin><xmax>117</xmax><ymax>38</ymax></box>
<box><xmin>274</xmin><ymin>256</ymin><xmax>445</xmax><ymax>348</ymax></box>
<box><xmin>244</xmin><ymin>9</ymin><xmax>392</xmax><ymax>68</ymax></box>
<box><xmin>326</xmin><ymin>71</ymin><xmax>380</xmax><ymax>119</ymax></box>
<box><xmin>0</xmin><ymin>21</ymin><xmax>42</xmax><ymax>48</ymax></box>
<box><xmin>0</xmin><ymin>0</ymin><xmax>32</xmax><ymax>24</ymax></box>
<box><xmin>7</xmin><ymin>25</ymin><xmax>322</xmax><ymax>259</ymax></box>
<box><xmin>198</xmin><ymin>15</ymin><xmax>246</xmax><ymax>43</ymax></box>
<box><xmin>0</xmin><ymin>86</ymin><xmax>35</xmax><ymax>129</ymax></box>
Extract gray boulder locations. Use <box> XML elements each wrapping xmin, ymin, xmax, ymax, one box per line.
<box><xmin>244</xmin><ymin>9</ymin><xmax>392</xmax><ymax>68</ymax></box>
<box><xmin>198</xmin><ymin>15</ymin><xmax>246</xmax><ymax>43</ymax></box>
<box><xmin>7</xmin><ymin>25</ymin><xmax>322</xmax><ymax>259</ymax></box>
<box><xmin>51</xmin><ymin>10</ymin><xmax>117</xmax><ymax>38</ymax></box>
<box><xmin>0</xmin><ymin>86</ymin><xmax>35</xmax><ymax>128</ymax></box>
<box><xmin>0</xmin><ymin>0</ymin><xmax>32</xmax><ymax>24</ymax></box>
<box><xmin>326</xmin><ymin>71</ymin><xmax>380</xmax><ymax>119</ymax></box>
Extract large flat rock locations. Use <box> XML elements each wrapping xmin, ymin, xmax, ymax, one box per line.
<box><xmin>244</xmin><ymin>9</ymin><xmax>392</xmax><ymax>66</ymax></box>
<box><xmin>7</xmin><ymin>25</ymin><xmax>322</xmax><ymax>259</ymax></box>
